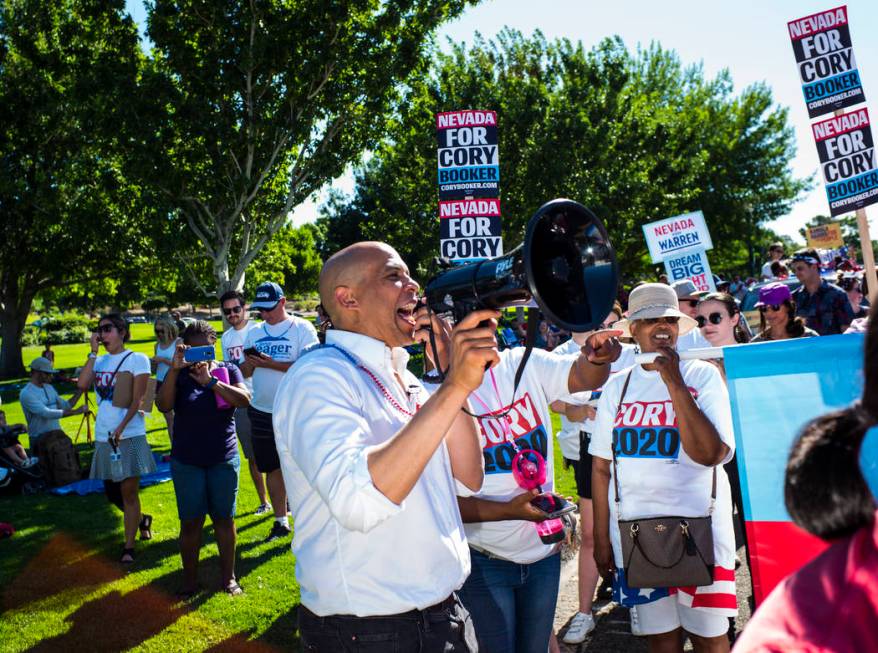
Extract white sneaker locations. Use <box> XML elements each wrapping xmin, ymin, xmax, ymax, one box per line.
<box><xmin>254</xmin><ymin>503</ymin><xmax>271</xmax><ymax>516</ymax></box>
<box><xmin>563</xmin><ymin>611</ymin><xmax>595</xmax><ymax>644</ymax></box>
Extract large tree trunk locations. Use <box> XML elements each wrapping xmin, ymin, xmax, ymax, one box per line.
<box><xmin>0</xmin><ymin>281</ymin><xmax>36</xmax><ymax>379</ymax></box>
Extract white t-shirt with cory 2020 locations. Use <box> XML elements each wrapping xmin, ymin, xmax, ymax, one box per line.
<box><xmin>589</xmin><ymin>359</ymin><xmax>738</xmax><ymax>615</ymax></box>
<box><xmin>465</xmin><ymin>346</ymin><xmax>579</xmax><ymax>564</ymax></box>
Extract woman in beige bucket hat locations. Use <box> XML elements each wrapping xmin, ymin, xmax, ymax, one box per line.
<box><xmin>589</xmin><ymin>283</ymin><xmax>738</xmax><ymax>651</ymax></box>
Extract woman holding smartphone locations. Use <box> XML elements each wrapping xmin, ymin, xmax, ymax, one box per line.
<box><xmin>156</xmin><ymin>321</ymin><xmax>251</xmax><ymax>596</ymax></box>
<box><xmin>78</xmin><ymin>314</ymin><xmax>155</xmax><ymax>563</ymax></box>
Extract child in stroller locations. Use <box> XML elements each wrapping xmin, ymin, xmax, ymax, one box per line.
<box><xmin>0</xmin><ymin>411</ymin><xmax>45</xmax><ymax>494</ymax></box>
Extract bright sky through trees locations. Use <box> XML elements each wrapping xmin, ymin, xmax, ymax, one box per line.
<box><xmin>125</xmin><ymin>0</ymin><xmax>878</xmax><ymax>240</ymax></box>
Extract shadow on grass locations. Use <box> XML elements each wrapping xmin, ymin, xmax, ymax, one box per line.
<box><xmin>25</xmin><ymin>570</ymin><xmax>192</xmax><ymax>653</ymax></box>
<box><xmin>2</xmin><ymin>531</ymin><xmax>125</xmax><ymax>612</ymax></box>
<box><xmin>12</xmin><ymin>528</ymin><xmax>300</xmax><ymax>653</ymax></box>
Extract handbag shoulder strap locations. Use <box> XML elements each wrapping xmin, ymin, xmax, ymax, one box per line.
<box><xmin>93</xmin><ymin>350</ymin><xmax>133</xmax><ymax>399</ymax></box>
<box><xmin>611</xmin><ymin>371</ymin><xmax>634</xmax><ymax>511</ymax></box>
<box><xmin>611</xmin><ymin>368</ymin><xmax>719</xmax><ymax>514</ymax></box>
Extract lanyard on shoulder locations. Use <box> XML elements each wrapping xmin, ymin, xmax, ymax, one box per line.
<box><xmin>318</xmin><ymin>343</ymin><xmax>417</xmax><ymax>418</ymax></box>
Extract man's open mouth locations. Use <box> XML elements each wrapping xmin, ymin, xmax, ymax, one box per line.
<box><xmin>397</xmin><ymin>302</ymin><xmax>417</xmax><ymax>327</ymax></box>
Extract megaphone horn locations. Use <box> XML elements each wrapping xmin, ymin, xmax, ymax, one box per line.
<box><xmin>425</xmin><ymin>199</ymin><xmax>618</xmax><ymax>332</ymax></box>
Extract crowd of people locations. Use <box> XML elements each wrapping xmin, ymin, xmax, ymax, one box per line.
<box><xmin>1</xmin><ymin>239</ymin><xmax>875</xmax><ymax>652</ymax></box>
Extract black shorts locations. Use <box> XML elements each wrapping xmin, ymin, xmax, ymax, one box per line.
<box><xmin>248</xmin><ymin>407</ymin><xmax>280</xmax><ymax>473</ymax></box>
<box><xmin>564</xmin><ymin>431</ymin><xmax>593</xmax><ymax>500</ymax></box>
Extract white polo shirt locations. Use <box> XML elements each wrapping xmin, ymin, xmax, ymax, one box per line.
<box><xmin>273</xmin><ymin>329</ymin><xmax>471</xmax><ymax>617</ymax></box>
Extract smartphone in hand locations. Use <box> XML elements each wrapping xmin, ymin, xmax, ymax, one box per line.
<box><xmin>183</xmin><ymin>346</ymin><xmax>215</xmax><ymax>363</ymax></box>
<box><xmin>530</xmin><ymin>493</ymin><xmax>578</xmax><ymax>519</ymax></box>
<box><xmin>242</xmin><ymin>346</ymin><xmax>261</xmax><ymax>358</ymax></box>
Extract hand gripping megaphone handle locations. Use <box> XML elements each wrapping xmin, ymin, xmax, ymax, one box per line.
<box><xmin>634</xmin><ymin>347</ymin><xmax>725</xmax><ymax>364</ymax></box>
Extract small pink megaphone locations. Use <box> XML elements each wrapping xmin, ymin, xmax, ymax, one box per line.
<box><xmin>511</xmin><ymin>449</ymin><xmax>546</xmax><ymax>490</ymax></box>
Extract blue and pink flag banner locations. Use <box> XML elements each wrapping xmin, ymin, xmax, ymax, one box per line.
<box><xmin>724</xmin><ymin>334</ymin><xmax>864</xmax><ymax>605</ymax></box>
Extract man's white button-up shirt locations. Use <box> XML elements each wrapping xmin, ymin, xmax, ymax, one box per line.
<box><xmin>273</xmin><ymin>329</ymin><xmax>471</xmax><ymax>617</ymax></box>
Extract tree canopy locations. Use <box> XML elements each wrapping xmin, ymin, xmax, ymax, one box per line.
<box><xmin>319</xmin><ymin>30</ymin><xmax>811</xmax><ymax>282</ymax></box>
<box><xmin>0</xmin><ymin>0</ymin><xmax>144</xmax><ymax>377</ymax></box>
<box><xmin>129</xmin><ymin>0</ymin><xmax>475</xmax><ymax>295</ymax></box>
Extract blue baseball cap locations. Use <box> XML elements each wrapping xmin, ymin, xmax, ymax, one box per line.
<box><xmin>251</xmin><ymin>281</ymin><xmax>284</xmax><ymax>310</ymax></box>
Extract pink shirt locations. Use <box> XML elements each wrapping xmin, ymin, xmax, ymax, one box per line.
<box><xmin>734</xmin><ymin>511</ymin><xmax>878</xmax><ymax>653</ymax></box>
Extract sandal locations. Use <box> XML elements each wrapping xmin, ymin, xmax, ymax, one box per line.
<box><xmin>224</xmin><ymin>580</ymin><xmax>243</xmax><ymax>596</ymax></box>
<box><xmin>120</xmin><ymin>547</ymin><xmax>135</xmax><ymax>564</ymax></box>
<box><xmin>139</xmin><ymin>514</ymin><xmax>153</xmax><ymax>540</ymax></box>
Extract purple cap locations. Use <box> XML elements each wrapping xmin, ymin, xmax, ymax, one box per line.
<box><xmin>754</xmin><ymin>282</ymin><xmax>791</xmax><ymax>307</ymax></box>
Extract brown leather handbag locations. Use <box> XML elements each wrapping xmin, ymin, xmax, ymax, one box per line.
<box><xmin>612</xmin><ymin>372</ymin><xmax>716</xmax><ymax>589</ymax></box>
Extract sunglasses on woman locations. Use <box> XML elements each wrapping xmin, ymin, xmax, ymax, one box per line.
<box><xmin>96</xmin><ymin>324</ymin><xmax>116</xmax><ymax>334</ymax></box>
<box><xmin>222</xmin><ymin>306</ymin><xmax>243</xmax><ymax>316</ymax></box>
<box><xmin>759</xmin><ymin>304</ymin><xmax>782</xmax><ymax>312</ymax></box>
<box><xmin>155</xmin><ymin>329</ymin><xmax>166</xmax><ymax>335</ymax></box>
<box><xmin>696</xmin><ymin>312</ymin><xmax>726</xmax><ymax>328</ymax></box>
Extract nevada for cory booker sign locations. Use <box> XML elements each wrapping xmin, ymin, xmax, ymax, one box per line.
<box><xmin>812</xmin><ymin>107</ymin><xmax>878</xmax><ymax>216</ymax></box>
<box><xmin>788</xmin><ymin>5</ymin><xmax>865</xmax><ymax>118</ymax></box>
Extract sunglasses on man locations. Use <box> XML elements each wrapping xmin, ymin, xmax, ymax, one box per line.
<box><xmin>95</xmin><ymin>324</ymin><xmax>116</xmax><ymax>334</ymax></box>
<box><xmin>680</xmin><ymin>299</ymin><xmax>699</xmax><ymax>308</ymax></box>
<box><xmin>222</xmin><ymin>305</ymin><xmax>244</xmax><ymax>316</ymax></box>
<box><xmin>696</xmin><ymin>312</ymin><xmax>726</xmax><ymax>328</ymax></box>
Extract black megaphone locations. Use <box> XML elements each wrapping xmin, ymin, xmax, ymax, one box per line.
<box><xmin>424</xmin><ymin>198</ymin><xmax>618</xmax><ymax>332</ymax></box>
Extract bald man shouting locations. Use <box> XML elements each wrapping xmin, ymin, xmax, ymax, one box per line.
<box><xmin>273</xmin><ymin>242</ymin><xmax>497</xmax><ymax>652</ymax></box>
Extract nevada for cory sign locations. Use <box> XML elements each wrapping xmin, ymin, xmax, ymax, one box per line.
<box><xmin>812</xmin><ymin>107</ymin><xmax>878</xmax><ymax>215</ymax></box>
<box><xmin>788</xmin><ymin>5</ymin><xmax>864</xmax><ymax>118</ymax></box>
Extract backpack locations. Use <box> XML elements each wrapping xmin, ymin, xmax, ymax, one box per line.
<box><xmin>35</xmin><ymin>430</ymin><xmax>82</xmax><ymax>487</ymax></box>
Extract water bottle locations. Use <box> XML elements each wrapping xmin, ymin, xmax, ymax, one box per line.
<box><xmin>109</xmin><ymin>437</ymin><xmax>124</xmax><ymax>482</ymax></box>
<box><xmin>535</xmin><ymin>518</ymin><xmax>565</xmax><ymax>544</ymax></box>
<box><xmin>210</xmin><ymin>366</ymin><xmax>231</xmax><ymax>410</ymax></box>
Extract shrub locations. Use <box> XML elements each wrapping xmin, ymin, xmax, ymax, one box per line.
<box><xmin>23</xmin><ymin>312</ymin><xmax>91</xmax><ymax>346</ymax></box>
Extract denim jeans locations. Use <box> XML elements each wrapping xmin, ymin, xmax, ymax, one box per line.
<box><xmin>458</xmin><ymin>548</ymin><xmax>561</xmax><ymax>653</ymax></box>
<box><xmin>298</xmin><ymin>594</ymin><xmax>478</xmax><ymax>652</ymax></box>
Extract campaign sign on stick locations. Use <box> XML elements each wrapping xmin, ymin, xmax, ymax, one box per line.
<box><xmin>812</xmin><ymin>108</ymin><xmax>878</xmax><ymax>216</ymax></box>
<box><xmin>436</xmin><ymin>110</ymin><xmax>499</xmax><ymax>200</ymax></box>
<box><xmin>642</xmin><ymin>211</ymin><xmax>713</xmax><ymax>263</ymax></box>
<box><xmin>805</xmin><ymin>222</ymin><xmax>845</xmax><ymax>248</ymax></box>
<box><xmin>724</xmin><ymin>334</ymin><xmax>863</xmax><ymax>605</ymax></box>
<box><xmin>788</xmin><ymin>6</ymin><xmax>864</xmax><ymax>118</ymax></box>
<box><xmin>662</xmin><ymin>247</ymin><xmax>716</xmax><ymax>293</ymax></box>
<box><xmin>439</xmin><ymin>198</ymin><xmax>503</xmax><ymax>263</ymax></box>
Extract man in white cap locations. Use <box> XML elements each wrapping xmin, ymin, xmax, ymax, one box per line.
<box><xmin>19</xmin><ymin>357</ymin><xmax>89</xmax><ymax>447</ymax></box>
<box><xmin>670</xmin><ymin>279</ymin><xmax>711</xmax><ymax>352</ymax></box>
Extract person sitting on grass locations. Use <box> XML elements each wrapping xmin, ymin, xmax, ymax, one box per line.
<box><xmin>156</xmin><ymin>320</ymin><xmax>251</xmax><ymax>597</ymax></box>
<box><xmin>0</xmin><ymin>410</ymin><xmax>30</xmax><ymax>467</ymax></box>
<box><xmin>20</xmin><ymin>356</ymin><xmax>89</xmax><ymax>449</ymax></box>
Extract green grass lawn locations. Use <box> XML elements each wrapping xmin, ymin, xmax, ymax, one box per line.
<box><xmin>0</xmin><ymin>327</ymin><xmax>575</xmax><ymax>652</ymax></box>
